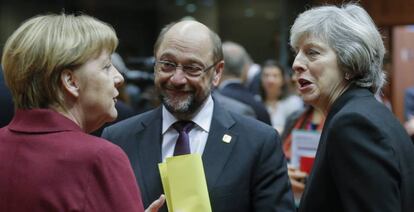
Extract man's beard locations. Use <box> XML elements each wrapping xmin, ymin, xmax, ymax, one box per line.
<box><xmin>158</xmin><ymin>89</ymin><xmax>209</xmax><ymax>118</ymax></box>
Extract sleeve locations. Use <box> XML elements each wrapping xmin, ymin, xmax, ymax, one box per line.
<box><xmin>327</xmin><ymin>114</ymin><xmax>400</xmax><ymax>212</ymax></box>
<box><xmin>83</xmin><ymin>143</ymin><xmax>145</xmax><ymax>212</ymax></box>
<box><xmin>252</xmin><ymin>129</ymin><xmax>296</xmax><ymax>212</ymax></box>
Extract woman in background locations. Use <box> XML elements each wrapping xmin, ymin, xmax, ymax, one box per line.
<box><xmin>281</xmin><ymin>105</ymin><xmax>324</xmax><ymax>205</ymax></box>
<box><xmin>260</xmin><ymin>59</ymin><xmax>303</xmax><ymax>133</ymax></box>
<box><xmin>0</xmin><ymin>14</ymin><xmax>163</xmax><ymax>212</ymax></box>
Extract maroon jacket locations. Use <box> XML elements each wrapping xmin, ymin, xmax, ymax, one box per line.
<box><xmin>0</xmin><ymin>109</ymin><xmax>145</xmax><ymax>212</ymax></box>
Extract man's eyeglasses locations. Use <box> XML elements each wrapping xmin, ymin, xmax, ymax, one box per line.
<box><xmin>155</xmin><ymin>60</ymin><xmax>220</xmax><ymax>78</ymax></box>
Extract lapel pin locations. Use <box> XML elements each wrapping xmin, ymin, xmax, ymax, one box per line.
<box><xmin>222</xmin><ymin>134</ymin><xmax>232</xmax><ymax>143</ymax></box>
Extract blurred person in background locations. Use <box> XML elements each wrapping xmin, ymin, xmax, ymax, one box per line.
<box><xmin>212</xmin><ymin>89</ymin><xmax>256</xmax><ymax>118</ymax></box>
<box><xmin>290</xmin><ymin>3</ymin><xmax>414</xmax><ymax>211</ymax></box>
<box><xmin>259</xmin><ymin>59</ymin><xmax>303</xmax><ymax>133</ymax></box>
<box><xmin>244</xmin><ymin>54</ymin><xmax>262</xmax><ymax>96</ymax></box>
<box><xmin>219</xmin><ymin>41</ymin><xmax>272</xmax><ymax>125</ymax></box>
<box><xmin>0</xmin><ymin>66</ymin><xmax>14</xmax><ymax>127</ymax></box>
<box><xmin>404</xmin><ymin>86</ymin><xmax>414</xmax><ymax>140</ymax></box>
<box><xmin>0</xmin><ymin>13</ymin><xmax>163</xmax><ymax>212</ymax></box>
<box><xmin>281</xmin><ymin>104</ymin><xmax>324</xmax><ymax>205</ymax></box>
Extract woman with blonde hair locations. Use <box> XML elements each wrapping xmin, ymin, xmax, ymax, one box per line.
<box><xmin>0</xmin><ymin>14</ymin><xmax>163</xmax><ymax>212</ymax></box>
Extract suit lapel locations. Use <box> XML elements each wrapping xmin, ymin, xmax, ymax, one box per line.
<box><xmin>134</xmin><ymin>107</ymin><xmax>164</xmax><ymax>206</ymax></box>
<box><xmin>202</xmin><ymin>104</ymin><xmax>237</xmax><ymax>188</ymax></box>
<box><xmin>135</xmin><ymin>104</ymin><xmax>239</xmax><ymax>204</ymax></box>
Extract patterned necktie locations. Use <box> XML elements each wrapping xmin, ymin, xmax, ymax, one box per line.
<box><xmin>172</xmin><ymin>121</ymin><xmax>195</xmax><ymax>156</ymax></box>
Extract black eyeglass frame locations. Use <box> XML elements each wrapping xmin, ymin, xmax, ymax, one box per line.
<box><xmin>155</xmin><ymin>60</ymin><xmax>221</xmax><ymax>77</ymax></box>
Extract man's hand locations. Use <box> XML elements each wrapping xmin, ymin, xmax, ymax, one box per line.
<box><xmin>145</xmin><ymin>195</ymin><xmax>166</xmax><ymax>212</ymax></box>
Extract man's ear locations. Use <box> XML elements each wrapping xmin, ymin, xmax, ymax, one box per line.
<box><xmin>212</xmin><ymin>60</ymin><xmax>224</xmax><ymax>87</ymax></box>
<box><xmin>61</xmin><ymin>69</ymin><xmax>80</xmax><ymax>97</ymax></box>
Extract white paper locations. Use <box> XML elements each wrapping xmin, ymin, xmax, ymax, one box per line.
<box><xmin>290</xmin><ymin>130</ymin><xmax>321</xmax><ymax>169</ymax></box>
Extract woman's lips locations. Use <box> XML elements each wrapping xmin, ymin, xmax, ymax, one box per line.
<box><xmin>297</xmin><ymin>78</ymin><xmax>313</xmax><ymax>92</ymax></box>
<box><xmin>298</xmin><ymin>78</ymin><xmax>312</xmax><ymax>88</ymax></box>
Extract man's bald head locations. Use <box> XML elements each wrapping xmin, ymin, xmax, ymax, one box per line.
<box><xmin>222</xmin><ymin>41</ymin><xmax>249</xmax><ymax>78</ymax></box>
<box><xmin>154</xmin><ymin>20</ymin><xmax>223</xmax><ymax>62</ymax></box>
<box><xmin>168</xmin><ymin>20</ymin><xmax>210</xmax><ymax>39</ymax></box>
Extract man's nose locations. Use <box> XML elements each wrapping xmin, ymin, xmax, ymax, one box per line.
<box><xmin>169</xmin><ymin>68</ymin><xmax>188</xmax><ymax>84</ymax></box>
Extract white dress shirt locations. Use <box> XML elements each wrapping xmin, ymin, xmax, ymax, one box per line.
<box><xmin>161</xmin><ymin>95</ymin><xmax>214</xmax><ymax>161</ymax></box>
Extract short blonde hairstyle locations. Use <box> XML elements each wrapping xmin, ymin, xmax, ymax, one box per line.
<box><xmin>2</xmin><ymin>13</ymin><xmax>118</xmax><ymax>109</ymax></box>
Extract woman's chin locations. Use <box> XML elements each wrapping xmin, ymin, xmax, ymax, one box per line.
<box><xmin>108</xmin><ymin>110</ymin><xmax>118</xmax><ymax>122</ymax></box>
<box><xmin>301</xmin><ymin>95</ymin><xmax>317</xmax><ymax>107</ymax></box>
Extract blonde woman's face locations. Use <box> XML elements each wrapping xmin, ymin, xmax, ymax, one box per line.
<box><xmin>74</xmin><ymin>50</ymin><xmax>124</xmax><ymax>132</ymax></box>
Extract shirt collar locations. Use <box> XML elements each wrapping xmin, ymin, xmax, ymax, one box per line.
<box><xmin>162</xmin><ymin>95</ymin><xmax>214</xmax><ymax>134</ymax></box>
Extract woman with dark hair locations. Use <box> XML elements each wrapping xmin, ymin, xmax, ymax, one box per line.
<box><xmin>260</xmin><ymin>59</ymin><xmax>303</xmax><ymax>133</ymax></box>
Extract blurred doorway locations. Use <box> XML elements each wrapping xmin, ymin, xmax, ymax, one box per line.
<box><xmin>392</xmin><ymin>25</ymin><xmax>414</xmax><ymax>122</ymax></box>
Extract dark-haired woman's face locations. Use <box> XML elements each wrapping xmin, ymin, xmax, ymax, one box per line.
<box><xmin>261</xmin><ymin>66</ymin><xmax>284</xmax><ymax>99</ymax></box>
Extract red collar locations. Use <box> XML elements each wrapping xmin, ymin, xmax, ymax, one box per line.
<box><xmin>8</xmin><ymin>109</ymin><xmax>82</xmax><ymax>133</ymax></box>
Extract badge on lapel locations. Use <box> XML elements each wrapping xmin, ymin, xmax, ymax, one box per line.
<box><xmin>222</xmin><ymin>134</ymin><xmax>232</xmax><ymax>143</ymax></box>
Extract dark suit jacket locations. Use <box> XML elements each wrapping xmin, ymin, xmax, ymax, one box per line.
<box><xmin>299</xmin><ymin>87</ymin><xmax>414</xmax><ymax>212</ymax></box>
<box><xmin>102</xmin><ymin>101</ymin><xmax>295</xmax><ymax>212</ymax></box>
<box><xmin>219</xmin><ymin>81</ymin><xmax>272</xmax><ymax>125</ymax></box>
<box><xmin>0</xmin><ymin>109</ymin><xmax>144</xmax><ymax>212</ymax></box>
<box><xmin>212</xmin><ymin>90</ymin><xmax>256</xmax><ymax>118</ymax></box>
<box><xmin>0</xmin><ymin>68</ymin><xmax>14</xmax><ymax>127</ymax></box>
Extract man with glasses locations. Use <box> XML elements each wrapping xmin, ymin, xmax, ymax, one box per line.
<box><xmin>102</xmin><ymin>20</ymin><xmax>294</xmax><ymax>212</ymax></box>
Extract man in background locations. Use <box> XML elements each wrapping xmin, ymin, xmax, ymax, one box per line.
<box><xmin>219</xmin><ymin>41</ymin><xmax>272</xmax><ymax>125</ymax></box>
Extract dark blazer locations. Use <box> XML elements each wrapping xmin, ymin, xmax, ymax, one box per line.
<box><xmin>0</xmin><ymin>68</ymin><xmax>14</xmax><ymax>127</ymax></box>
<box><xmin>299</xmin><ymin>87</ymin><xmax>414</xmax><ymax>212</ymax></box>
<box><xmin>0</xmin><ymin>109</ymin><xmax>144</xmax><ymax>212</ymax></box>
<box><xmin>219</xmin><ymin>81</ymin><xmax>272</xmax><ymax>125</ymax></box>
<box><xmin>212</xmin><ymin>90</ymin><xmax>256</xmax><ymax>118</ymax></box>
<box><xmin>102</xmin><ymin>100</ymin><xmax>295</xmax><ymax>212</ymax></box>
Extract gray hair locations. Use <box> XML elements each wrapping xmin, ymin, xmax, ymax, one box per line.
<box><xmin>222</xmin><ymin>41</ymin><xmax>249</xmax><ymax>77</ymax></box>
<box><xmin>290</xmin><ymin>3</ymin><xmax>385</xmax><ymax>93</ymax></box>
